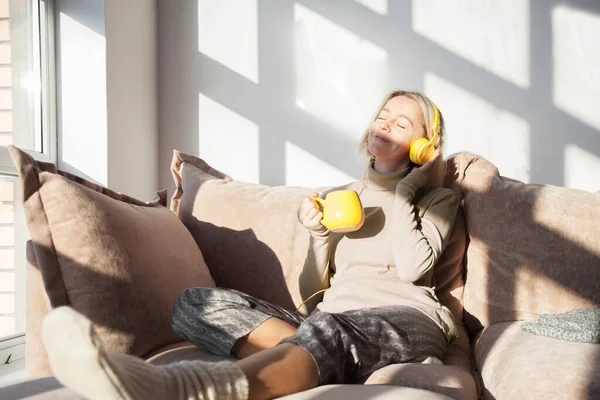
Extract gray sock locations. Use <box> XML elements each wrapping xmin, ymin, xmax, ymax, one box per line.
<box><xmin>42</xmin><ymin>306</ymin><xmax>249</xmax><ymax>400</ymax></box>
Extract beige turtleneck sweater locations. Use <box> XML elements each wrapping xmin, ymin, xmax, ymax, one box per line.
<box><xmin>299</xmin><ymin>164</ymin><xmax>459</xmax><ymax>341</ymax></box>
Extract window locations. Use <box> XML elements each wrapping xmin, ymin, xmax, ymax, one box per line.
<box><xmin>0</xmin><ymin>0</ymin><xmax>56</xmax><ymax>380</ymax></box>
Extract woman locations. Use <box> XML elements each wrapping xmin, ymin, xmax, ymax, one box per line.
<box><xmin>41</xmin><ymin>90</ymin><xmax>459</xmax><ymax>400</ymax></box>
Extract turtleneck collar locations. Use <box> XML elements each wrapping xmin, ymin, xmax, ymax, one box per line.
<box><xmin>364</xmin><ymin>159</ymin><xmax>412</xmax><ymax>191</ymax></box>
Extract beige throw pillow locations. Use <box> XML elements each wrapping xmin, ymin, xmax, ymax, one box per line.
<box><xmin>171</xmin><ymin>150</ymin><xmax>313</xmax><ymax>313</ymax></box>
<box><xmin>9</xmin><ymin>145</ymin><xmax>215</xmax><ymax>376</ymax></box>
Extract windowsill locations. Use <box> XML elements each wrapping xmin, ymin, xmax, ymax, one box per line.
<box><xmin>0</xmin><ymin>334</ymin><xmax>25</xmax><ymax>348</ymax></box>
<box><xmin>0</xmin><ymin>334</ymin><xmax>26</xmax><ymax>385</ymax></box>
<box><xmin>0</xmin><ymin>358</ymin><xmax>26</xmax><ymax>385</ymax></box>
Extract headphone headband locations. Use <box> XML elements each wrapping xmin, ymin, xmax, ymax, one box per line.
<box><xmin>429</xmin><ymin>103</ymin><xmax>440</xmax><ymax>147</ymax></box>
<box><xmin>432</xmin><ymin>104</ymin><xmax>440</xmax><ymax>135</ymax></box>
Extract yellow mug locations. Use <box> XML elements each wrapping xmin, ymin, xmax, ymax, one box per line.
<box><xmin>312</xmin><ymin>190</ymin><xmax>365</xmax><ymax>233</ymax></box>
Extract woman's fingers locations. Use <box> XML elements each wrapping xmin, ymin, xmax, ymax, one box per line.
<box><xmin>420</xmin><ymin>149</ymin><xmax>440</xmax><ymax>173</ymax></box>
<box><xmin>300</xmin><ymin>197</ymin><xmax>322</xmax><ymax>225</ymax></box>
<box><xmin>310</xmin><ymin>211</ymin><xmax>323</xmax><ymax>225</ymax></box>
<box><xmin>299</xmin><ymin>194</ymin><xmax>327</xmax><ymax>231</ymax></box>
<box><xmin>306</xmin><ymin>207</ymin><xmax>319</xmax><ymax>221</ymax></box>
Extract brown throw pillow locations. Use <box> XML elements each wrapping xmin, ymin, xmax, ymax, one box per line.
<box><xmin>9</xmin><ymin>145</ymin><xmax>215</xmax><ymax>376</ymax></box>
<box><xmin>449</xmin><ymin>152</ymin><xmax>600</xmax><ymax>334</ymax></box>
<box><xmin>170</xmin><ymin>150</ymin><xmax>467</xmax><ymax>321</ymax></box>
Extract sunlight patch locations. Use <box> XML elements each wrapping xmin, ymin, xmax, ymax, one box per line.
<box><xmin>198</xmin><ymin>0</ymin><xmax>258</xmax><ymax>83</ymax></box>
<box><xmin>413</xmin><ymin>0</ymin><xmax>530</xmax><ymax>88</ymax></box>
<box><xmin>564</xmin><ymin>144</ymin><xmax>600</xmax><ymax>193</ymax></box>
<box><xmin>553</xmin><ymin>5</ymin><xmax>600</xmax><ymax>131</ymax></box>
<box><xmin>285</xmin><ymin>141</ymin><xmax>356</xmax><ymax>188</ymax></box>
<box><xmin>199</xmin><ymin>94</ymin><xmax>260</xmax><ymax>183</ymax></box>
<box><xmin>295</xmin><ymin>4</ymin><xmax>389</xmax><ymax>140</ymax></box>
<box><xmin>59</xmin><ymin>12</ymin><xmax>107</xmax><ymax>185</ymax></box>
<box><xmin>425</xmin><ymin>72</ymin><xmax>531</xmax><ymax>182</ymax></box>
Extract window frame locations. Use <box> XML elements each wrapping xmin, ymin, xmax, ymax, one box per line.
<box><xmin>0</xmin><ymin>0</ymin><xmax>57</xmax><ymax>176</ymax></box>
<box><xmin>0</xmin><ymin>0</ymin><xmax>56</xmax><ymax>363</ymax></box>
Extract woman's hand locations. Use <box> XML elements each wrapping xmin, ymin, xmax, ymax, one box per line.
<box><xmin>298</xmin><ymin>193</ymin><xmax>327</xmax><ymax>233</ymax></box>
<box><xmin>418</xmin><ymin>149</ymin><xmax>440</xmax><ymax>178</ymax></box>
<box><xmin>397</xmin><ymin>149</ymin><xmax>440</xmax><ymax>195</ymax></box>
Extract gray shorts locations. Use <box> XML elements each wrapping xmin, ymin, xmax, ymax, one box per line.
<box><xmin>171</xmin><ymin>287</ymin><xmax>447</xmax><ymax>385</ymax></box>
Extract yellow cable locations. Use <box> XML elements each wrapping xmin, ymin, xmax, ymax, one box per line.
<box><xmin>357</xmin><ymin>160</ymin><xmax>370</xmax><ymax>196</ymax></box>
<box><xmin>294</xmin><ymin>288</ymin><xmax>329</xmax><ymax>313</ymax></box>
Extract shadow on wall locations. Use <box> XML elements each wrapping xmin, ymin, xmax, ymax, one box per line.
<box><xmin>158</xmin><ymin>0</ymin><xmax>600</xmax><ymax>194</ymax></box>
<box><xmin>50</xmin><ymin>0</ymin><xmax>600</xmax><ymax>397</ymax></box>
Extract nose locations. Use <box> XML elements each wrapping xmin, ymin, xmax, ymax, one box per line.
<box><xmin>378</xmin><ymin>119</ymin><xmax>390</xmax><ymax>132</ymax></box>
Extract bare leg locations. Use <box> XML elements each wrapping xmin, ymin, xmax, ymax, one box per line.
<box><xmin>232</xmin><ymin>317</ymin><xmax>297</xmax><ymax>359</ymax></box>
<box><xmin>237</xmin><ymin>343</ymin><xmax>319</xmax><ymax>400</ymax></box>
<box><xmin>43</xmin><ymin>307</ymin><xmax>318</xmax><ymax>400</ymax></box>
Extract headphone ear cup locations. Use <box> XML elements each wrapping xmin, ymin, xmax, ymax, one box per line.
<box><xmin>409</xmin><ymin>138</ymin><xmax>435</xmax><ymax>165</ymax></box>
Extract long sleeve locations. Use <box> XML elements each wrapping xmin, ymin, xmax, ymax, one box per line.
<box><xmin>295</xmin><ymin>182</ymin><xmax>339</xmax><ymax>314</ymax></box>
<box><xmin>297</xmin><ymin>226</ymin><xmax>331</xmax><ymax>314</ymax></box>
<box><xmin>391</xmin><ymin>169</ymin><xmax>459</xmax><ymax>283</ymax></box>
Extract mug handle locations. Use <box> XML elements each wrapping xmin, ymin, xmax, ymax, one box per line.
<box><xmin>312</xmin><ymin>196</ymin><xmax>325</xmax><ymax>211</ymax></box>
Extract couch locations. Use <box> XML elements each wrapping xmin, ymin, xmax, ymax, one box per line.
<box><xmin>0</xmin><ymin>145</ymin><xmax>598</xmax><ymax>400</ymax></box>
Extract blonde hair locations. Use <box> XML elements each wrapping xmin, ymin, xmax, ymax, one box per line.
<box><xmin>357</xmin><ymin>90</ymin><xmax>446</xmax><ymax>188</ymax></box>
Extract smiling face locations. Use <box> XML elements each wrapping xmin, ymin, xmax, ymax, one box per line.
<box><xmin>367</xmin><ymin>95</ymin><xmax>426</xmax><ymax>164</ymax></box>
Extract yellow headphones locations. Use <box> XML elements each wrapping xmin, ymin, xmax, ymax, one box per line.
<box><xmin>409</xmin><ymin>104</ymin><xmax>440</xmax><ymax>165</ymax></box>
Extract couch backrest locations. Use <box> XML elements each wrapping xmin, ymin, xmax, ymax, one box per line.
<box><xmin>171</xmin><ymin>150</ymin><xmax>469</xmax><ymax>321</ymax></box>
<box><xmin>448</xmin><ymin>152</ymin><xmax>600</xmax><ymax>334</ymax></box>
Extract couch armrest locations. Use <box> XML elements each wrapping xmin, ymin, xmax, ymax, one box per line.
<box><xmin>25</xmin><ymin>240</ymin><xmax>53</xmax><ymax>377</ymax></box>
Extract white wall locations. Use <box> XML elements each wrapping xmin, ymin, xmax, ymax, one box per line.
<box><xmin>55</xmin><ymin>0</ymin><xmax>158</xmax><ymax>199</ymax></box>
<box><xmin>158</xmin><ymin>0</ymin><xmax>600</xmax><ymax>194</ymax></box>
<box><xmin>55</xmin><ymin>0</ymin><xmax>107</xmax><ymax>185</ymax></box>
<box><xmin>105</xmin><ymin>0</ymin><xmax>158</xmax><ymax>198</ymax></box>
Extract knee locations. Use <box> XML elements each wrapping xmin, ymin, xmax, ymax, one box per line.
<box><xmin>304</xmin><ymin>311</ymin><xmax>336</xmax><ymax>327</ymax></box>
<box><xmin>171</xmin><ymin>287</ymin><xmax>204</xmax><ymax>329</ymax></box>
<box><xmin>296</xmin><ymin>312</ymin><xmax>341</xmax><ymax>340</ymax></box>
<box><xmin>284</xmin><ymin>312</ymin><xmax>350</xmax><ymax>385</ymax></box>
<box><xmin>173</xmin><ymin>287</ymin><xmax>195</xmax><ymax>311</ymax></box>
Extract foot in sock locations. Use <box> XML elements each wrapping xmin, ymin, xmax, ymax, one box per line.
<box><xmin>41</xmin><ymin>306</ymin><xmax>249</xmax><ymax>400</ymax></box>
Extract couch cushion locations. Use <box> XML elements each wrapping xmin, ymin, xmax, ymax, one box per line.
<box><xmin>9</xmin><ymin>145</ymin><xmax>215</xmax><ymax>376</ymax></box>
<box><xmin>475</xmin><ymin>321</ymin><xmax>600</xmax><ymax>400</ymax></box>
<box><xmin>448</xmin><ymin>152</ymin><xmax>600</xmax><ymax>332</ymax></box>
<box><xmin>0</xmin><ymin>378</ymin><xmax>452</xmax><ymax>400</ymax></box>
<box><xmin>363</xmin><ymin>324</ymin><xmax>477</xmax><ymax>400</ymax></box>
<box><xmin>170</xmin><ymin>150</ymin><xmax>468</xmax><ymax>317</ymax></box>
<box><xmin>146</xmin><ymin>341</ymin><xmax>234</xmax><ymax>365</ymax></box>
<box><xmin>281</xmin><ymin>385</ymin><xmax>454</xmax><ymax>400</ymax></box>
<box><xmin>364</xmin><ymin>365</ymin><xmax>475</xmax><ymax>400</ymax></box>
